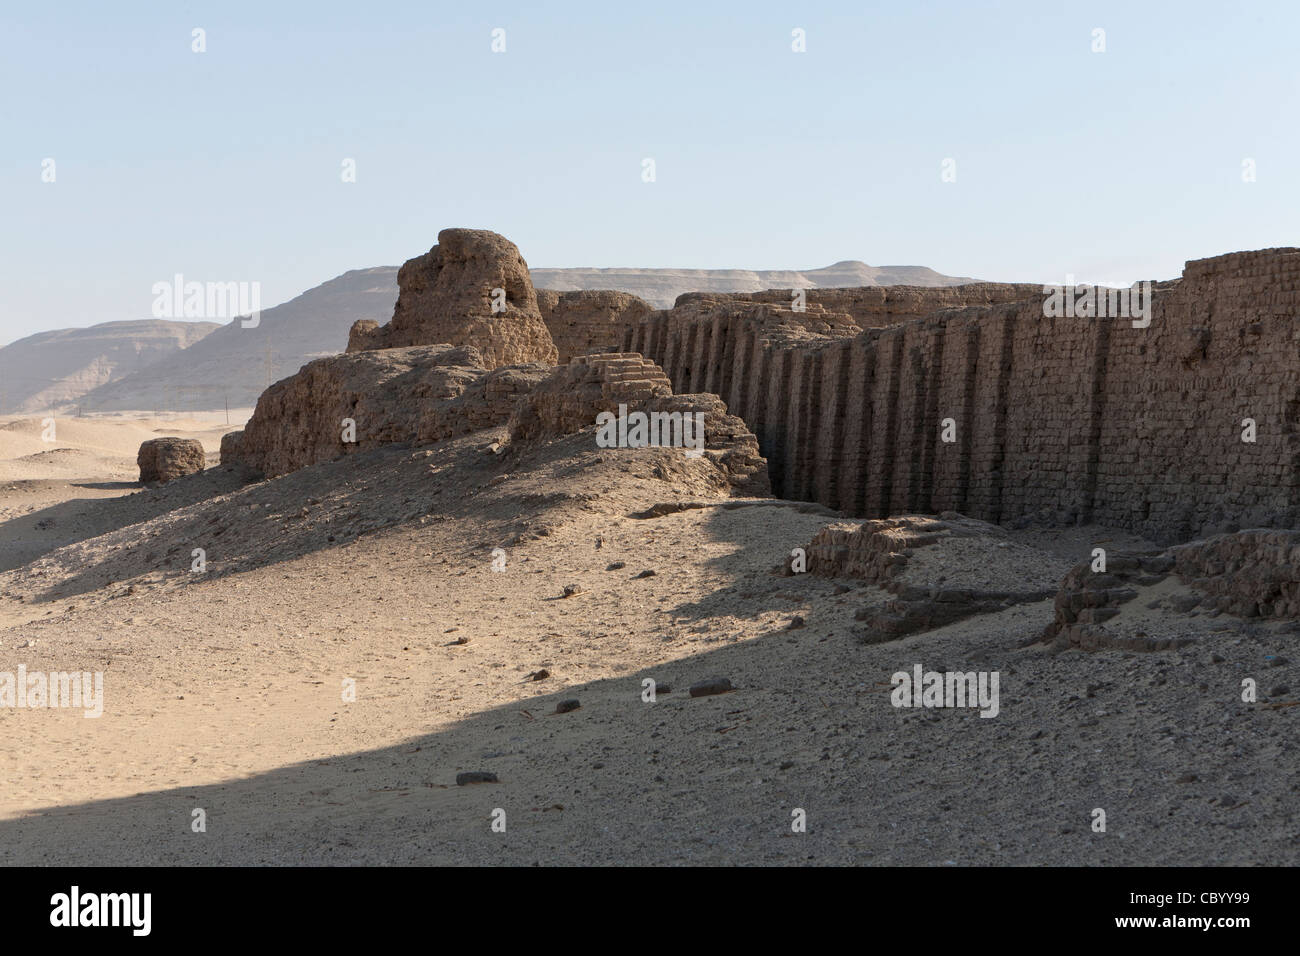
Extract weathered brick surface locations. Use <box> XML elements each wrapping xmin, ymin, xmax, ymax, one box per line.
<box><xmin>535</xmin><ymin>290</ymin><xmax>653</xmax><ymax>364</ymax></box>
<box><xmin>346</xmin><ymin>229</ymin><xmax>557</xmax><ymax>369</ymax></box>
<box><xmin>505</xmin><ymin>352</ymin><xmax>673</xmax><ymax>442</ymax></box>
<box><xmin>226</xmin><ymin>347</ymin><xmax>768</xmax><ymax>495</ymax></box>
<box><xmin>1042</xmin><ymin>528</ymin><xmax>1300</xmax><ymax>648</ymax></box>
<box><xmin>227</xmin><ymin>345</ymin><xmax>552</xmax><ymax>477</ymax></box>
<box><xmin>801</xmin><ymin>513</ymin><xmax>1059</xmax><ymax>643</ymax></box>
<box><xmin>506</xmin><ymin>352</ymin><xmax>769</xmax><ymax>495</ymax></box>
<box><xmin>137</xmin><ymin>437</ymin><xmax>206</xmax><ymax>484</ymax></box>
<box><xmin>630</xmin><ymin>249</ymin><xmax>1300</xmax><ymax>543</ymax></box>
<box><xmin>1170</xmin><ymin>529</ymin><xmax>1300</xmax><ymax>618</ymax></box>
<box><xmin>665</xmin><ymin>285</ymin><xmax>1039</xmax><ymax>331</ymax></box>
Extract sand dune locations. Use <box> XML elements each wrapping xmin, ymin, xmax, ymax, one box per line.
<box><xmin>0</xmin><ymin>416</ymin><xmax>243</xmax><ymax>480</ymax></box>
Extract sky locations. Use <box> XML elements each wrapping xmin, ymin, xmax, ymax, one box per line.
<box><xmin>3</xmin><ymin>0</ymin><xmax>1297</xmax><ymax>345</ymax></box>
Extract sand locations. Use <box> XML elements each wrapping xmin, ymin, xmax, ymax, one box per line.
<box><xmin>0</xmin><ymin>418</ymin><xmax>1294</xmax><ymax>865</ymax></box>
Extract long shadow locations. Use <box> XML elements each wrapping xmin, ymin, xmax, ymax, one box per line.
<box><xmin>1</xmin><ymin>463</ymin><xmax>1288</xmax><ymax>865</ymax></box>
<box><xmin>14</xmin><ymin>431</ymin><xmax>700</xmax><ymax>604</ymax></box>
<box><xmin>0</xmin><ymin>616</ymin><xmax>1285</xmax><ymax>866</ymax></box>
<box><xmin>0</xmin><ymin>471</ymin><xmax>254</xmax><ymax>573</ymax></box>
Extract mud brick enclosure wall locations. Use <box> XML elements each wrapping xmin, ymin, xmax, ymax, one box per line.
<box><xmin>626</xmin><ymin>249</ymin><xmax>1300</xmax><ymax>544</ymax></box>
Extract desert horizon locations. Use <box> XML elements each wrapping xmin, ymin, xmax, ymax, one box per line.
<box><xmin>2</xmin><ymin>0</ymin><xmax>1290</xmax><ymax>938</ymax></box>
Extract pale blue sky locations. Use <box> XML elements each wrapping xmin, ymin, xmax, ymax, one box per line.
<box><xmin>4</xmin><ymin>0</ymin><xmax>1297</xmax><ymax>345</ymax></box>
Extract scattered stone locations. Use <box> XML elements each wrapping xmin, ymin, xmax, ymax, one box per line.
<box><xmin>787</xmin><ymin>615</ymin><xmax>806</xmax><ymax>630</ymax></box>
<box><xmin>455</xmin><ymin>771</ymin><xmax>498</xmax><ymax>786</ymax></box>
<box><xmin>1174</xmin><ymin>773</ymin><xmax>1199</xmax><ymax>784</ymax></box>
<box><xmin>634</xmin><ymin>569</ymin><xmax>656</xmax><ymax>579</ymax></box>
<box><xmin>530</xmin><ymin>669</ymin><xmax>550</xmax><ymax>681</ymax></box>
<box><xmin>554</xmin><ymin>699</ymin><xmax>581</xmax><ymax>714</ymax></box>
<box><xmin>1269</xmin><ymin>684</ymin><xmax>1289</xmax><ymax>697</ymax></box>
<box><xmin>689</xmin><ymin>676</ymin><xmax>733</xmax><ymax>698</ymax></box>
<box><xmin>605</xmin><ymin>562</ymin><xmax>626</xmax><ymax>571</ymax></box>
<box><xmin>562</xmin><ymin>584</ymin><xmax>585</xmax><ymax>598</ymax></box>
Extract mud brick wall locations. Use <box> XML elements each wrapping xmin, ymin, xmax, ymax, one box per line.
<box><xmin>535</xmin><ymin>290</ymin><xmax>653</xmax><ymax>364</ymax></box>
<box><xmin>998</xmin><ymin>302</ymin><xmax>1107</xmax><ymax>525</ymax></box>
<box><xmin>627</xmin><ymin>249</ymin><xmax>1300</xmax><ymax>543</ymax></box>
<box><xmin>674</xmin><ymin>284</ymin><xmax>1041</xmax><ymax>330</ymax></box>
<box><xmin>1090</xmin><ymin>251</ymin><xmax>1300</xmax><ymax>540</ymax></box>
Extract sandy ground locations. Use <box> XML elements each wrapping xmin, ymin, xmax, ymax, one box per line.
<box><xmin>0</xmin><ymin>417</ymin><xmax>1295</xmax><ymax>865</ymax></box>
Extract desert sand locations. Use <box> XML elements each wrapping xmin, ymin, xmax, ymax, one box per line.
<box><xmin>0</xmin><ymin>413</ymin><xmax>1293</xmax><ymax>866</ymax></box>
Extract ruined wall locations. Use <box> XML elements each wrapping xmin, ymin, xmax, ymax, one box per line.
<box><xmin>225</xmin><ymin>345</ymin><xmax>768</xmax><ymax>496</ymax></box>
<box><xmin>672</xmin><ymin>283</ymin><xmax>1040</xmax><ymax>330</ymax></box>
<box><xmin>224</xmin><ymin>345</ymin><xmax>550</xmax><ymax>477</ymax></box>
<box><xmin>1042</xmin><ymin>528</ymin><xmax>1300</xmax><ymax>650</ymax></box>
<box><xmin>535</xmin><ymin>290</ymin><xmax>653</xmax><ymax>364</ymax></box>
<box><xmin>347</xmin><ymin>229</ymin><xmax>557</xmax><ymax>368</ymax></box>
<box><xmin>507</xmin><ymin>352</ymin><xmax>769</xmax><ymax>495</ymax></box>
<box><xmin>627</xmin><ymin>249</ymin><xmax>1300</xmax><ymax>543</ymax></box>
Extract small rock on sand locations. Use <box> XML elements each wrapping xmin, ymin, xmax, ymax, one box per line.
<box><xmin>689</xmin><ymin>676</ymin><xmax>733</xmax><ymax>698</ymax></box>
